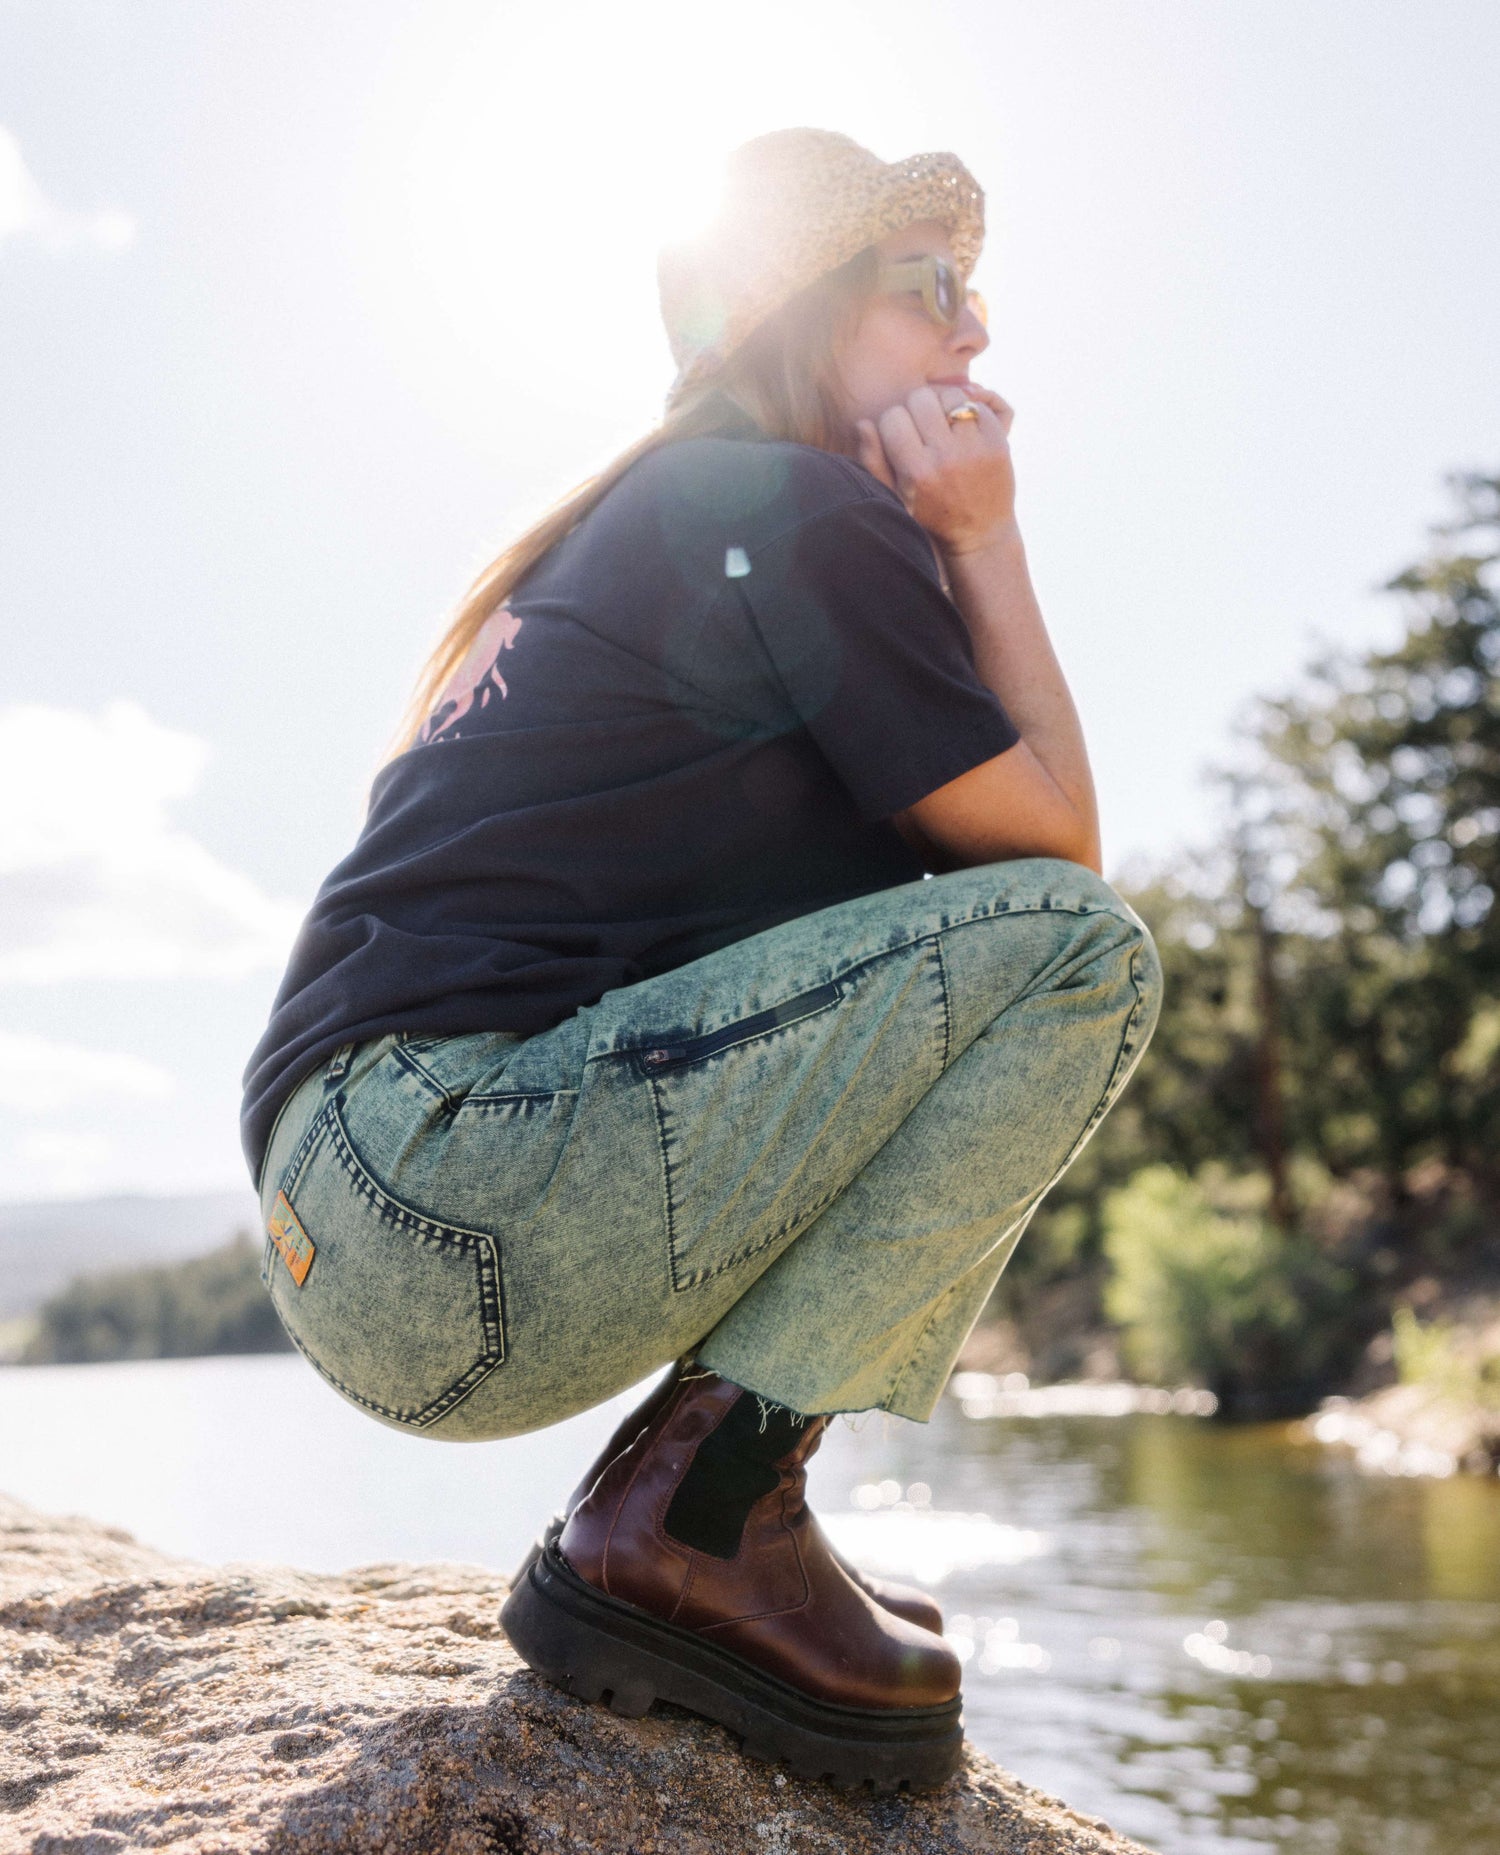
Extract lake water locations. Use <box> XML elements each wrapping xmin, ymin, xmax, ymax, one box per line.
<box><xmin>3</xmin><ymin>1354</ymin><xmax>1497</xmax><ymax>1855</ymax></box>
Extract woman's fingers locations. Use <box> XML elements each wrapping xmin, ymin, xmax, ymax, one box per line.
<box><xmin>957</xmin><ymin>382</ymin><xmax>1015</xmax><ymax>437</ymax></box>
<box><xmin>878</xmin><ymin>387</ymin><xmax>1000</xmax><ymax>462</ymax></box>
<box><xmin>906</xmin><ymin>384</ymin><xmax>961</xmax><ymax>448</ymax></box>
<box><xmin>873</xmin><ymin>401</ymin><xmax>929</xmax><ymax>483</ymax></box>
<box><xmin>904</xmin><ymin>384</ymin><xmax>1009</xmax><ymax>450</ymax></box>
<box><xmin>870</xmin><ymin>382</ymin><xmax>1018</xmax><ymax>552</ymax></box>
<box><xmin>871</xmin><ymin>387</ymin><xmax>1017</xmax><ymax>545</ymax></box>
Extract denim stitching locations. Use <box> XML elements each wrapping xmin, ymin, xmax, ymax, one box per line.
<box><xmin>458</xmin><ymin>1089</ymin><xmax>578</xmax><ymax>1111</ymax></box>
<box><xmin>651</xmin><ymin>994</ymin><xmax>845</xmax><ymax>1292</ymax></box>
<box><xmin>932</xmin><ymin>933</ymin><xmax>953</xmax><ymax>1073</ymax></box>
<box><xmin>271</xmin><ymin>1101</ymin><xmax>508</xmax><ymax>1427</ymax></box>
<box><xmin>324</xmin><ymin>1104</ymin><xmax>506</xmax><ymax>1309</ymax></box>
<box><xmin>883</xmin><ymin>895</ymin><xmax>1131</xmax><ymax>974</ymax></box>
<box><xmin>655</xmin><ymin>1046</ymin><xmax>843</xmax><ymax>1287</ymax></box>
<box><xmin>635</xmin><ymin>980</ymin><xmax>843</xmax><ymax>1076</ymax></box>
<box><xmin>604</xmin><ymin>895</ymin><xmax>1138</xmax><ymax>1066</ymax></box>
<box><xmin>645</xmin><ymin>1065</ymin><xmax>679</xmax><ymax>1293</ymax></box>
<box><xmin>883</xmin><ymin>919</ymin><xmax>1157</xmax><ymax>1416</ymax></box>
<box><xmin>882</xmin><ymin>1274</ymin><xmax>973</xmax><ymax>1420</ymax></box>
<box><xmin>389</xmin><ymin>1042</ymin><xmax>459</xmax><ymax>1109</ymax></box>
<box><xmin>657</xmin><ymin>907</ymin><xmax>1142</xmax><ymax>1314</ymax></box>
<box><xmin>391</xmin><ymin>1040</ymin><xmax>578</xmax><ymax>1116</ymax></box>
<box><xmin>276</xmin><ymin>1320</ymin><xmax>502</xmax><ymax>1430</ymax></box>
<box><xmin>670</xmin><ymin>1180</ymin><xmax>848</xmax><ymax>1293</ymax></box>
<box><xmin>1058</xmin><ymin>935</ymin><xmax>1157</xmax><ymax>1160</ymax></box>
<box><xmin>254</xmin><ymin>1057</ymin><xmax>326</xmax><ymax>1196</ymax></box>
<box><xmin>935</xmin><ymin>902</ymin><xmax>1151</xmax><ymax>1066</ymax></box>
<box><xmin>278</xmin><ymin>1105</ymin><xmax>334</xmax><ymax>1202</ymax></box>
<box><xmin>655</xmin><ymin>938</ymin><xmax>947</xmax><ymax>1292</ymax></box>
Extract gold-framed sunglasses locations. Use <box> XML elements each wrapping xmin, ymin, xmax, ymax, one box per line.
<box><xmin>875</xmin><ymin>254</ymin><xmax>987</xmax><ymax>329</ymax></box>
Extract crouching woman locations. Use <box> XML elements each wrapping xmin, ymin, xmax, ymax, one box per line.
<box><xmin>242</xmin><ymin>128</ymin><xmax>1162</xmax><ymax>1792</ymax></box>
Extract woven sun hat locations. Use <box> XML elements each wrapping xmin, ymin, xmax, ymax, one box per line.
<box><xmin>658</xmin><ymin>127</ymin><xmax>985</xmax><ymax>408</ymax></box>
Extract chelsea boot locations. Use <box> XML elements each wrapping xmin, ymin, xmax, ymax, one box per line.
<box><xmin>509</xmin><ymin>1361</ymin><xmax>945</xmax><ymax>1635</ymax></box>
<box><xmin>500</xmin><ymin>1368</ymin><xmax>964</xmax><ymax>1790</ymax></box>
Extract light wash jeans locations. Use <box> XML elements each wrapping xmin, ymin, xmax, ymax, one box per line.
<box><xmin>256</xmin><ymin>858</ymin><xmax>1161</xmax><ymax>1441</ymax></box>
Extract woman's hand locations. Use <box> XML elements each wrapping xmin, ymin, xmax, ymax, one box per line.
<box><xmin>854</xmin><ymin>383</ymin><xmax>1017</xmax><ymax>558</ymax></box>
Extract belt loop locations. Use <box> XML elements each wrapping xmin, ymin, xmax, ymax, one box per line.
<box><xmin>325</xmin><ymin>1042</ymin><xmax>356</xmax><ymax>1084</ymax></box>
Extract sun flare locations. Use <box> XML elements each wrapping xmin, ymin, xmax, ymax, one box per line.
<box><xmin>353</xmin><ymin>0</ymin><xmax>976</xmax><ymax>445</ymax></box>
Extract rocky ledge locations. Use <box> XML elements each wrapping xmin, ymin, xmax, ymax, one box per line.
<box><xmin>0</xmin><ymin>1494</ymin><xmax>1154</xmax><ymax>1855</ymax></box>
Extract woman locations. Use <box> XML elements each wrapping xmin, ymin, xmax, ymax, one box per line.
<box><xmin>243</xmin><ymin>128</ymin><xmax>1162</xmax><ymax>1791</ymax></box>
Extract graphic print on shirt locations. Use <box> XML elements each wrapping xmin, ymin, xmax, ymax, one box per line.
<box><xmin>419</xmin><ymin>605</ymin><xmax>523</xmax><ymax>745</ymax></box>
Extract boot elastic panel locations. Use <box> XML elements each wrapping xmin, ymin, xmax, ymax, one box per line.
<box><xmin>663</xmin><ymin>1390</ymin><xmax>813</xmax><ymax>1560</ymax></box>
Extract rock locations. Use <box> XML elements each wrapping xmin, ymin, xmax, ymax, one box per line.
<box><xmin>1343</xmin><ymin>1382</ymin><xmax>1500</xmax><ymax>1474</ymax></box>
<box><xmin>0</xmin><ymin>1493</ymin><xmax>1155</xmax><ymax>1854</ymax></box>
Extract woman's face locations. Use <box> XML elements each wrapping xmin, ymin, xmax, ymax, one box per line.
<box><xmin>833</xmin><ymin>219</ymin><xmax>989</xmax><ymax>435</ymax></box>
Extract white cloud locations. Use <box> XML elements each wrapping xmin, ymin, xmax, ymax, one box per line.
<box><xmin>0</xmin><ymin>124</ymin><xmax>136</xmax><ymax>254</ymax></box>
<box><xmin>8</xmin><ymin>1128</ymin><xmax>123</xmax><ymax>1200</ymax></box>
<box><xmin>0</xmin><ymin>703</ymin><xmax>303</xmax><ymax>982</ymax></box>
<box><xmin>0</xmin><ymin>1031</ymin><xmax>173</xmax><ymax>1114</ymax></box>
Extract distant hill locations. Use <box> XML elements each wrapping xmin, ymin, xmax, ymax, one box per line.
<box><xmin>20</xmin><ymin>1233</ymin><xmax>291</xmax><ymax>1365</ymax></box>
<box><xmin>0</xmin><ymin>1191</ymin><xmax>260</xmax><ymax>1320</ymax></box>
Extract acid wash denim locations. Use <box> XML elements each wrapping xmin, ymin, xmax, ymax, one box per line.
<box><xmin>256</xmin><ymin>857</ymin><xmax>1162</xmax><ymax>1441</ymax></box>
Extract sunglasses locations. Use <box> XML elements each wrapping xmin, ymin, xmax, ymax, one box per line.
<box><xmin>875</xmin><ymin>254</ymin><xmax>987</xmax><ymax>329</ymax></box>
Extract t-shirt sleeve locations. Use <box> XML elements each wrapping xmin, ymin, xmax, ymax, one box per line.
<box><xmin>726</xmin><ymin>489</ymin><xmax>1022</xmax><ymax>823</ymax></box>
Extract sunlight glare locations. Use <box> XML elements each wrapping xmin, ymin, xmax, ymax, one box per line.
<box><xmin>354</xmin><ymin>0</ymin><xmax>969</xmax><ymax>449</ymax></box>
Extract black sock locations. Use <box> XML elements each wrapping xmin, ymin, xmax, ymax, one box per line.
<box><xmin>662</xmin><ymin>1384</ymin><xmax>810</xmax><ymax>1559</ymax></box>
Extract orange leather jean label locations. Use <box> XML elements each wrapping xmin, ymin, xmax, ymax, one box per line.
<box><xmin>268</xmin><ymin>1191</ymin><xmax>315</xmax><ymax>1287</ymax></box>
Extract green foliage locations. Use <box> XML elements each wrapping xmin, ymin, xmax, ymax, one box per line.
<box><xmin>1100</xmin><ymin>1166</ymin><xmax>1350</xmax><ymax>1412</ymax></box>
<box><xmin>22</xmin><ymin>1232</ymin><xmax>291</xmax><ymax>1366</ymax></box>
<box><xmin>1108</xmin><ymin>471</ymin><xmax>1498</xmax><ymax>1238</ymax></box>
<box><xmin>1233</xmin><ymin>471</ymin><xmax>1500</xmax><ymax>1187</ymax></box>
<box><xmin>1392</xmin><ymin>1308</ymin><xmax>1500</xmax><ymax>1414</ymax></box>
<box><xmin>992</xmin><ymin>469</ymin><xmax>1500</xmax><ymax>1412</ymax></box>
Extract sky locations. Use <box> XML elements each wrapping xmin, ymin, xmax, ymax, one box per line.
<box><xmin>2</xmin><ymin>0</ymin><xmax>1497</xmax><ymax>1203</ymax></box>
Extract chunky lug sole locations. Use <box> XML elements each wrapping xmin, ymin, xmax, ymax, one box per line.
<box><xmin>510</xmin><ymin>1513</ymin><xmax>563</xmax><ymax>1591</ymax></box>
<box><xmin>500</xmin><ymin>1535</ymin><xmax>964</xmax><ymax>1792</ymax></box>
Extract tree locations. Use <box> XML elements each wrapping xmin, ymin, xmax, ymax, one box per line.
<box><xmin>1248</xmin><ymin>470</ymin><xmax>1500</xmax><ymax>1192</ymax></box>
<box><xmin>22</xmin><ymin>1233</ymin><xmax>292</xmax><ymax>1365</ymax></box>
<box><xmin>993</xmin><ymin>469</ymin><xmax>1500</xmax><ymax>1390</ymax></box>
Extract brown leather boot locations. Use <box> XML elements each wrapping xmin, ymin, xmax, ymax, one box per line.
<box><xmin>510</xmin><ymin>1362</ymin><xmax>945</xmax><ymax>1635</ymax></box>
<box><xmin>500</xmin><ymin>1370</ymin><xmax>963</xmax><ymax>1790</ymax></box>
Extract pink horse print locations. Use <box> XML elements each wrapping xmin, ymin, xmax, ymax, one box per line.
<box><xmin>419</xmin><ymin>605</ymin><xmax>523</xmax><ymax>745</ymax></box>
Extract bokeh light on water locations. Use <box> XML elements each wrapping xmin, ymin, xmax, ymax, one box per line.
<box><xmin>818</xmin><ymin>1393</ymin><xmax>1500</xmax><ymax>1855</ymax></box>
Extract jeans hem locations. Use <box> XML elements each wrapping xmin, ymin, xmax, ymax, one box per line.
<box><xmin>688</xmin><ymin>1342</ymin><xmax>928</xmax><ymax>1426</ymax></box>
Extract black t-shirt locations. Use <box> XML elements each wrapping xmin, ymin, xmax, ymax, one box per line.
<box><xmin>241</xmin><ymin>410</ymin><xmax>1021</xmax><ymax>1185</ymax></box>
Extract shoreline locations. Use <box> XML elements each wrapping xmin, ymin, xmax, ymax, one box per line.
<box><xmin>1298</xmin><ymin>1384</ymin><xmax>1500</xmax><ymax>1480</ymax></box>
<box><xmin>947</xmin><ymin>1354</ymin><xmax>1500</xmax><ymax>1483</ymax></box>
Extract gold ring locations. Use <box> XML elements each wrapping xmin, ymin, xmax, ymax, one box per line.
<box><xmin>945</xmin><ymin>401</ymin><xmax>982</xmax><ymax>425</ymax></box>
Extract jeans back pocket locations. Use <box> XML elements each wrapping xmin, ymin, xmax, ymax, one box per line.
<box><xmin>263</xmin><ymin>1099</ymin><xmax>505</xmax><ymax>1432</ymax></box>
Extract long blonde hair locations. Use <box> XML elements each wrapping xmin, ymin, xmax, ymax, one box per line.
<box><xmin>385</xmin><ymin>245</ymin><xmax>881</xmax><ymax>761</ymax></box>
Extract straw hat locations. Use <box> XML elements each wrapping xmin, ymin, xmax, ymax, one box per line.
<box><xmin>658</xmin><ymin>127</ymin><xmax>985</xmax><ymax>408</ymax></box>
